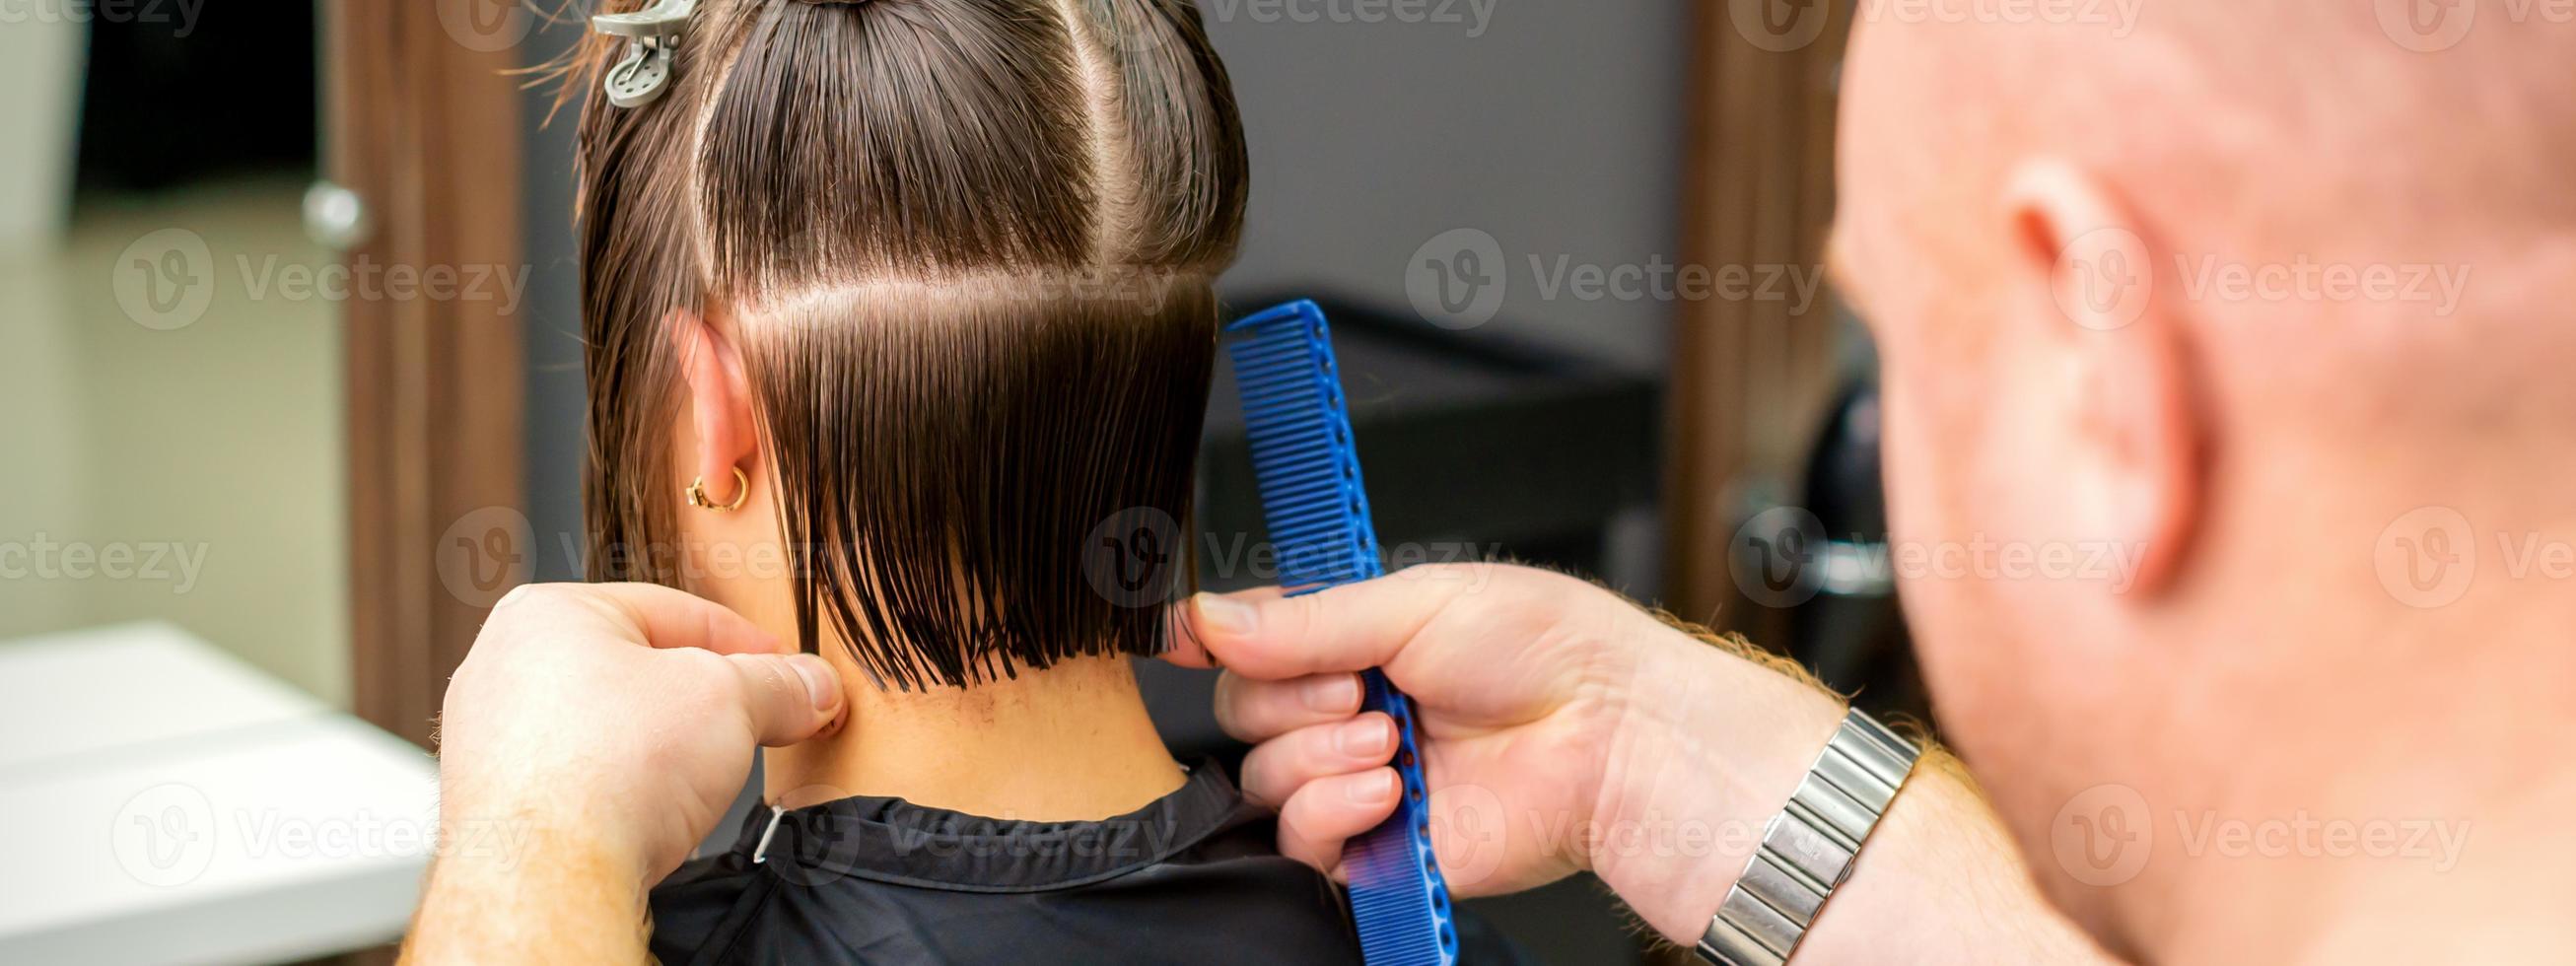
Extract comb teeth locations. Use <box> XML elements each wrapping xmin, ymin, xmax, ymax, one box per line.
<box><xmin>1228</xmin><ymin>301</ymin><xmax>1457</xmax><ymax>966</ymax></box>
<box><xmin>1225</xmin><ymin>303</ymin><xmax>1383</xmax><ymax>591</ymax></box>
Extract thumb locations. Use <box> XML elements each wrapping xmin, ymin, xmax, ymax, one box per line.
<box><xmin>724</xmin><ymin>652</ymin><xmax>848</xmax><ymax>746</ymax></box>
<box><xmin>1170</xmin><ymin>575</ymin><xmax>1463</xmax><ymax>680</ymax></box>
<box><xmin>531</xmin><ymin>582</ymin><xmax>783</xmax><ymax>657</ymax></box>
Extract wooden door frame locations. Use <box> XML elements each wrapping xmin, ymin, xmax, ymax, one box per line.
<box><xmin>1666</xmin><ymin>2</ymin><xmax>1852</xmax><ymax>643</ymax></box>
<box><xmin>326</xmin><ymin>0</ymin><xmax>528</xmax><ymax>749</ymax></box>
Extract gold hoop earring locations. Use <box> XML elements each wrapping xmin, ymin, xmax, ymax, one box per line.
<box><xmin>687</xmin><ymin>466</ymin><xmax>751</xmax><ymax>513</ymax></box>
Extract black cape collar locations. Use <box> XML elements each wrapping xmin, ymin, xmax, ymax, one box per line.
<box><xmin>731</xmin><ymin>757</ymin><xmax>1249</xmax><ymax>894</ymax></box>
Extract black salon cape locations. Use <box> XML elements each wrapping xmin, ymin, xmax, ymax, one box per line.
<box><xmin>651</xmin><ymin>759</ymin><xmax>1517</xmax><ymax>965</ymax></box>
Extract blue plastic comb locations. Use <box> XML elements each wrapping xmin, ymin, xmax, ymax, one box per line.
<box><xmin>1226</xmin><ymin>300</ymin><xmax>1458</xmax><ymax>966</ymax></box>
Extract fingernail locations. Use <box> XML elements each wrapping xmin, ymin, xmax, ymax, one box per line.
<box><xmin>1335</xmin><ymin>717</ymin><xmax>1393</xmax><ymax>758</ymax></box>
<box><xmin>1303</xmin><ymin>674</ymin><xmax>1361</xmax><ymax>713</ymax></box>
<box><xmin>787</xmin><ymin>655</ymin><xmax>840</xmax><ymax>713</ymax></box>
<box><xmin>1193</xmin><ymin>592</ymin><xmax>1257</xmax><ymax>636</ymax></box>
<box><xmin>1345</xmin><ymin>770</ymin><xmax>1398</xmax><ymax>805</ymax></box>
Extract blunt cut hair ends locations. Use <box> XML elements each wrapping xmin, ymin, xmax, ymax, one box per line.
<box><xmin>571</xmin><ymin>0</ymin><xmax>1250</xmax><ymax>690</ymax></box>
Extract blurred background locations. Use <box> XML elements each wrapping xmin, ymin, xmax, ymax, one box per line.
<box><xmin>0</xmin><ymin>2</ymin><xmax>1922</xmax><ymax>962</ymax></box>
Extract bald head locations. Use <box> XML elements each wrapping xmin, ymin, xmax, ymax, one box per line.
<box><xmin>1844</xmin><ymin>1</ymin><xmax>2576</xmax><ymax>329</ymax></box>
<box><xmin>1832</xmin><ymin>3</ymin><xmax>2576</xmax><ymax>958</ymax></box>
<box><xmin>1840</xmin><ymin>1</ymin><xmax>2576</xmax><ymax>482</ymax></box>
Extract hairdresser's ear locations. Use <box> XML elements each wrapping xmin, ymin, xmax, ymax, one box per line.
<box><xmin>672</xmin><ymin>309</ymin><xmax>759</xmax><ymax>508</ymax></box>
<box><xmin>2000</xmin><ymin>159</ymin><xmax>2202</xmax><ymax>595</ymax></box>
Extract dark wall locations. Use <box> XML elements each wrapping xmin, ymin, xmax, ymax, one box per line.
<box><xmin>77</xmin><ymin>2</ymin><xmax>314</xmax><ymax>192</ymax></box>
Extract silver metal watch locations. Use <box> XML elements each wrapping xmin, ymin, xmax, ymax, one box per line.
<box><xmin>1697</xmin><ymin>709</ymin><xmax>1922</xmax><ymax>966</ymax></box>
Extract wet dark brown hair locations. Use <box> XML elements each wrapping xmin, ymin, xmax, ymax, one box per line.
<box><xmin>569</xmin><ymin>0</ymin><xmax>1248</xmax><ymax>689</ymax></box>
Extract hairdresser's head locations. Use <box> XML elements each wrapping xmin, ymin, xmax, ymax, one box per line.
<box><xmin>1831</xmin><ymin>3</ymin><xmax>2576</xmax><ymax>949</ymax></box>
<box><xmin>574</xmin><ymin>0</ymin><xmax>1246</xmax><ymax>691</ymax></box>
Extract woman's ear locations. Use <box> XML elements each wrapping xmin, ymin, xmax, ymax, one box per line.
<box><xmin>672</xmin><ymin>309</ymin><xmax>759</xmax><ymax>507</ymax></box>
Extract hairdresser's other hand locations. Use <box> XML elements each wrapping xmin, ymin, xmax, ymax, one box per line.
<box><xmin>407</xmin><ymin>584</ymin><xmax>844</xmax><ymax>965</ymax></box>
<box><xmin>1164</xmin><ymin>564</ymin><xmax>1845</xmax><ymax>943</ymax></box>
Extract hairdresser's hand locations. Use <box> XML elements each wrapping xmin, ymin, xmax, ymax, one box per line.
<box><xmin>1164</xmin><ymin>565</ymin><xmax>1846</xmax><ymax>943</ymax></box>
<box><xmin>406</xmin><ymin>584</ymin><xmax>845</xmax><ymax>965</ymax></box>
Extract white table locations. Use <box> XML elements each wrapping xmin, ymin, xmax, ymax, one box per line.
<box><xmin>0</xmin><ymin>623</ymin><xmax>439</xmax><ymax>965</ymax></box>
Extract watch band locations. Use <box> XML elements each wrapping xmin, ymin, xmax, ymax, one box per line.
<box><xmin>1697</xmin><ymin>709</ymin><xmax>1922</xmax><ymax>966</ymax></box>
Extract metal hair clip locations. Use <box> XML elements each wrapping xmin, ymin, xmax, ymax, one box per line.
<box><xmin>592</xmin><ymin>0</ymin><xmax>699</xmax><ymax>108</ymax></box>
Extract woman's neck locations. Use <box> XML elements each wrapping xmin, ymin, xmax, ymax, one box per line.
<box><xmin>762</xmin><ymin>653</ymin><xmax>1185</xmax><ymax>821</ymax></box>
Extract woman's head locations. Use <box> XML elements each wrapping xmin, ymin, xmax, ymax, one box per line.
<box><xmin>573</xmin><ymin>0</ymin><xmax>1247</xmax><ymax>690</ymax></box>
